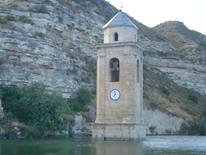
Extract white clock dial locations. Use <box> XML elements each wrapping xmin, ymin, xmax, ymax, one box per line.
<box><xmin>110</xmin><ymin>89</ymin><xmax>120</xmax><ymax>101</ymax></box>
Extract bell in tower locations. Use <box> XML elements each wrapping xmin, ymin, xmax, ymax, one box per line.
<box><xmin>92</xmin><ymin>11</ymin><xmax>146</xmax><ymax>140</ymax></box>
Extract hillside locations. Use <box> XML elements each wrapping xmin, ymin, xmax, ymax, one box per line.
<box><xmin>0</xmin><ymin>0</ymin><xmax>206</xmax><ymax>134</ymax></box>
<box><xmin>144</xmin><ymin>65</ymin><xmax>206</xmax><ymax>118</ymax></box>
<box><xmin>148</xmin><ymin>21</ymin><xmax>206</xmax><ymax>95</ymax></box>
<box><xmin>153</xmin><ymin>21</ymin><xmax>206</xmax><ymax>63</ymax></box>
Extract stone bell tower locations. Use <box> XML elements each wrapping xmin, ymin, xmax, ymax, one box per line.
<box><xmin>92</xmin><ymin>11</ymin><xmax>146</xmax><ymax>140</ymax></box>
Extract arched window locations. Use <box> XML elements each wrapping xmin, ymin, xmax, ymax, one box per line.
<box><xmin>137</xmin><ymin>59</ymin><xmax>139</xmax><ymax>82</ymax></box>
<box><xmin>114</xmin><ymin>32</ymin><xmax>118</xmax><ymax>41</ymax></box>
<box><xmin>110</xmin><ymin>58</ymin><xmax>120</xmax><ymax>82</ymax></box>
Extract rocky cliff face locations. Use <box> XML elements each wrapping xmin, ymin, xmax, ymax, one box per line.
<box><xmin>0</xmin><ymin>0</ymin><xmax>206</xmax><ymax>134</ymax></box>
<box><xmin>0</xmin><ymin>0</ymin><xmax>115</xmax><ymax>97</ymax></box>
<box><xmin>152</xmin><ymin>21</ymin><xmax>206</xmax><ymax>94</ymax></box>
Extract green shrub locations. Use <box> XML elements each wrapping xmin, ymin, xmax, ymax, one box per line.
<box><xmin>34</xmin><ymin>5</ymin><xmax>48</xmax><ymax>13</ymax></box>
<box><xmin>35</xmin><ymin>32</ymin><xmax>45</xmax><ymax>38</ymax></box>
<box><xmin>179</xmin><ymin>121</ymin><xmax>200</xmax><ymax>135</ymax></box>
<box><xmin>0</xmin><ymin>83</ymin><xmax>70</xmax><ymax>130</ymax></box>
<box><xmin>179</xmin><ymin>117</ymin><xmax>206</xmax><ymax>135</ymax></box>
<box><xmin>5</xmin><ymin>15</ymin><xmax>15</xmax><ymax>21</ymax></box>
<box><xmin>68</xmin><ymin>99</ymin><xmax>81</xmax><ymax>111</ymax></box>
<box><xmin>0</xmin><ymin>84</ymin><xmax>93</xmax><ymax>131</ymax></box>
<box><xmin>0</xmin><ymin>117</ymin><xmax>7</xmax><ymax>125</ymax></box>
<box><xmin>0</xmin><ymin>112</ymin><xmax>16</xmax><ymax>125</ymax></box>
<box><xmin>76</xmin><ymin>88</ymin><xmax>92</xmax><ymax>105</ymax></box>
<box><xmin>19</xmin><ymin>16</ymin><xmax>32</xmax><ymax>23</ymax></box>
<box><xmin>0</xmin><ymin>89</ymin><xmax>2</xmax><ymax>99</ymax></box>
<box><xmin>160</xmin><ymin>86</ymin><xmax>170</xmax><ymax>96</ymax></box>
<box><xmin>68</xmin><ymin>88</ymin><xmax>92</xmax><ymax>112</ymax></box>
<box><xmin>188</xmin><ymin>94</ymin><xmax>198</xmax><ymax>103</ymax></box>
<box><xmin>165</xmin><ymin>129</ymin><xmax>172</xmax><ymax>135</ymax></box>
<box><xmin>149</xmin><ymin>102</ymin><xmax>158</xmax><ymax>109</ymax></box>
<box><xmin>0</xmin><ymin>16</ymin><xmax>7</xmax><ymax>24</ymax></box>
<box><xmin>82</xmin><ymin>56</ymin><xmax>96</xmax><ymax>82</ymax></box>
<box><xmin>149</xmin><ymin>126</ymin><xmax>156</xmax><ymax>135</ymax></box>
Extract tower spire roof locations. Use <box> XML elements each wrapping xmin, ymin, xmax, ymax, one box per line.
<box><xmin>103</xmin><ymin>11</ymin><xmax>138</xmax><ymax>30</ymax></box>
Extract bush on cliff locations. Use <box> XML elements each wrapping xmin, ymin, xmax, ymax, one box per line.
<box><xmin>68</xmin><ymin>88</ymin><xmax>92</xmax><ymax>111</ymax></box>
<box><xmin>179</xmin><ymin>118</ymin><xmax>206</xmax><ymax>135</ymax></box>
<box><xmin>0</xmin><ymin>83</ymin><xmax>71</xmax><ymax>130</ymax></box>
<box><xmin>179</xmin><ymin>107</ymin><xmax>206</xmax><ymax>135</ymax></box>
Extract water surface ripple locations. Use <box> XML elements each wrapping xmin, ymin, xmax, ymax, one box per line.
<box><xmin>0</xmin><ymin>136</ymin><xmax>206</xmax><ymax>155</ymax></box>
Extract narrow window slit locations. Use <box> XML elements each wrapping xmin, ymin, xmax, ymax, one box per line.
<box><xmin>114</xmin><ymin>32</ymin><xmax>118</xmax><ymax>41</ymax></box>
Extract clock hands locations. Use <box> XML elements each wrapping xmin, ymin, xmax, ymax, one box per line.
<box><xmin>113</xmin><ymin>92</ymin><xmax>116</xmax><ymax>97</ymax></box>
<box><xmin>110</xmin><ymin>89</ymin><xmax>120</xmax><ymax>100</ymax></box>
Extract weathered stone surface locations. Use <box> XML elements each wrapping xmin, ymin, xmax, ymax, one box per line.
<box><xmin>92</xmin><ymin>123</ymin><xmax>146</xmax><ymax>140</ymax></box>
<box><xmin>145</xmin><ymin>57</ymin><xmax>206</xmax><ymax>94</ymax></box>
<box><xmin>72</xmin><ymin>113</ymin><xmax>91</xmax><ymax>136</ymax></box>
<box><xmin>73</xmin><ymin>109</ymin><xmax>184</xmax><ymax>136</ymax></box>
<box><xmin>0</xmin><ymin>0</ymin><xmax>102</xmax><ymax>97</ymax></box>
<box><xmin>144</xmin><ymin>109</ymin><xmax>184</xmax><ymax>135</ymax></box>
<box><xmin>93</xmin><ymin>13</ymin><xmax>145</xmax><ymax>139</ymax></box>
<box><xmin>151</xmin><ymin>21</ymin><xmax>206</xmax><ymax>94</ymax></box>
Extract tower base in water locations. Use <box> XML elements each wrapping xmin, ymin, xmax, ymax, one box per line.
<box><xmin>92</xmin><ymin>123</ymin><xmax>146</xmax><ymax>140</ymax></box>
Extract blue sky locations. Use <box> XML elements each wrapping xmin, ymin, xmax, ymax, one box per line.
<box><xmin>107</xmin><ymin>0</ymin><xmax>206</xmax><ymax>35</ymax></box>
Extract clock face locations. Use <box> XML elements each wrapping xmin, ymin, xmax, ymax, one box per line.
<box><xmin>110</xmin><ymin>89</ymin><xmax>120</xmax><ymax>101</ymax></box>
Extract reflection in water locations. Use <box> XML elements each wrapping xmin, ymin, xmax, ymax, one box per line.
<box><xmin>0</xmin><ymin>136</ymin><xmax>206</xmax><ymax>155</ymax></box>
<box><xmin>95</xmin><ymin>141</ymin><xmax>144</xmax><ymax>155</ymax></box>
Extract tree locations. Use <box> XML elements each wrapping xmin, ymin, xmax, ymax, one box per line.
<box><xmin>0</xmin><ymin>83</ymin><xmax>70</xmax><ymax>130</ymax></box>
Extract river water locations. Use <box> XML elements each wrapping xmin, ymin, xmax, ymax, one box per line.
<box><xmin>0</xmin><ymin>136</ymin><xmax>206</xmax><ymax>155</ymax></box>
